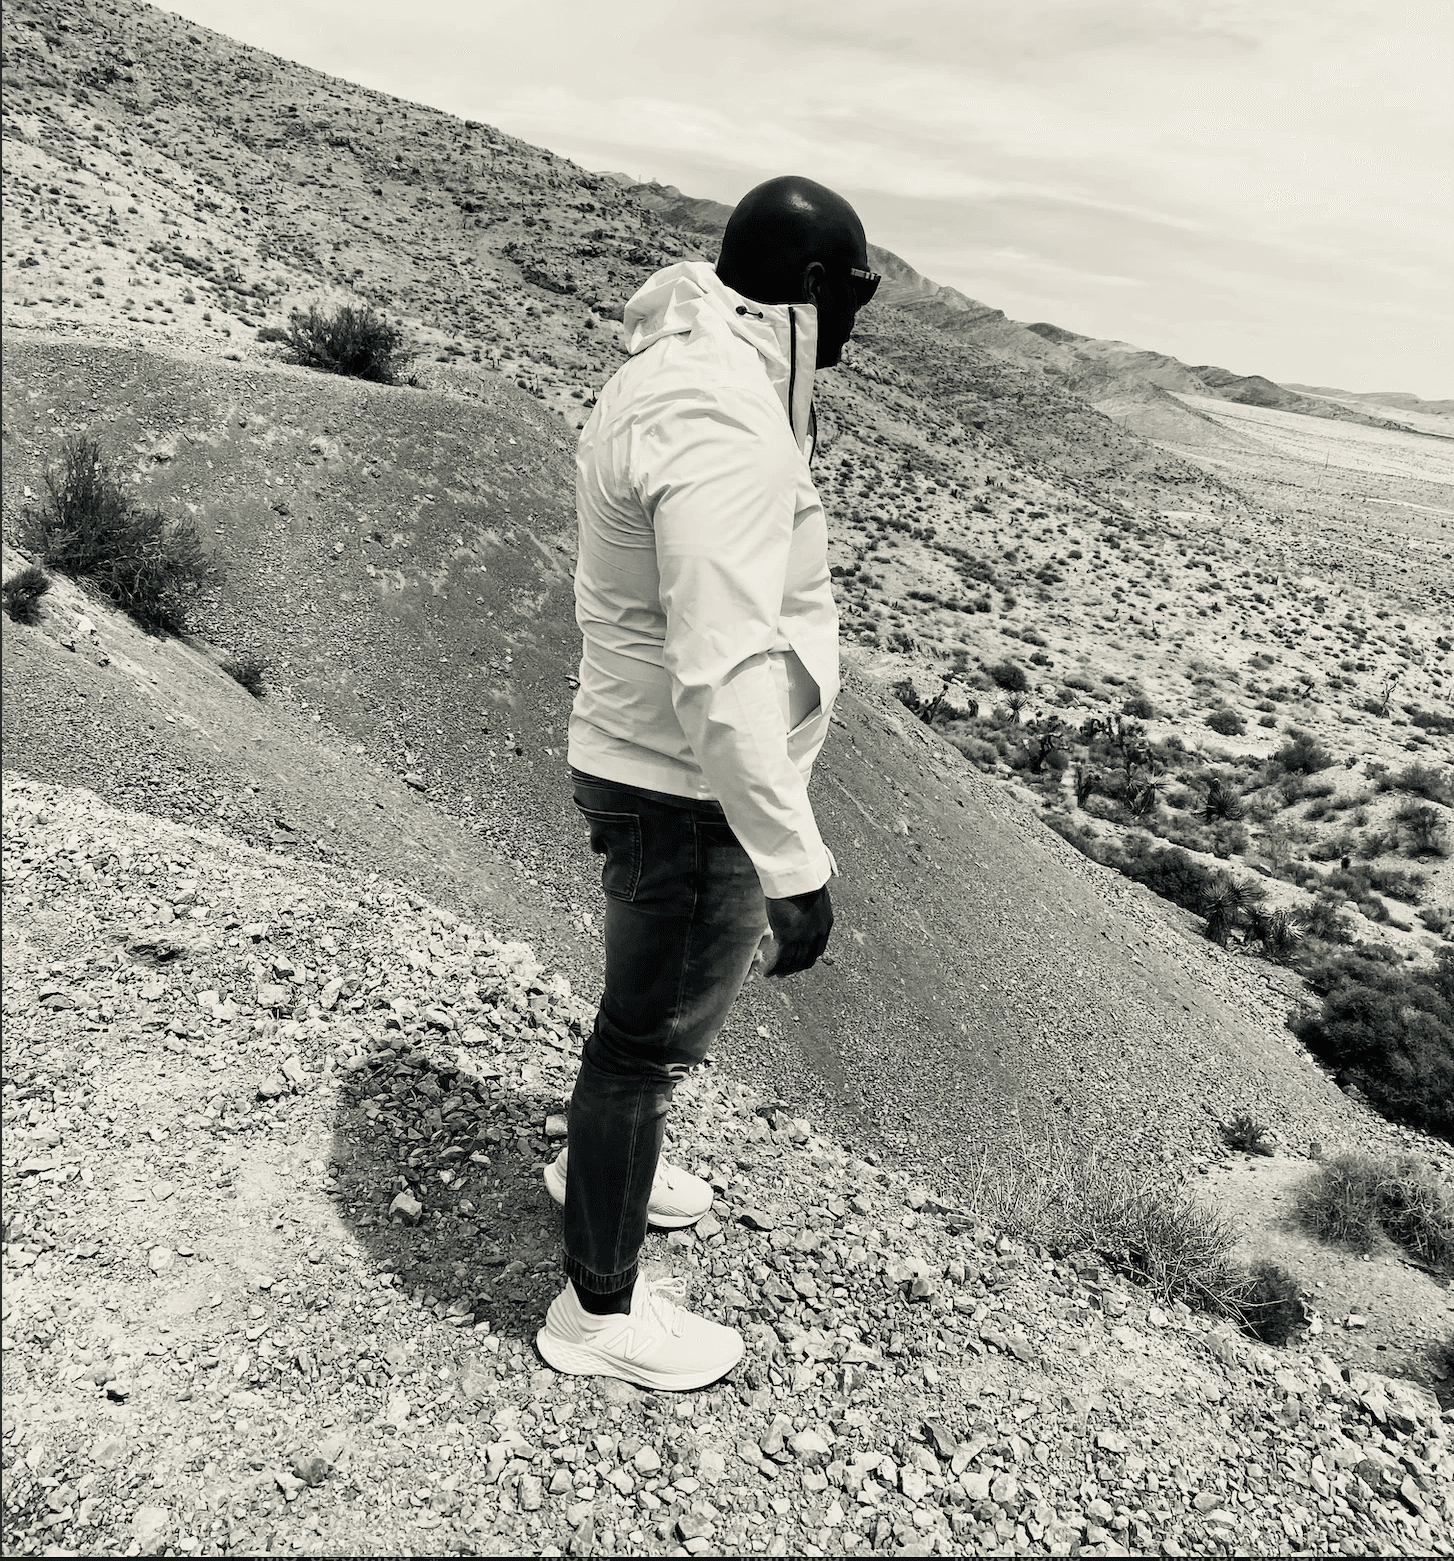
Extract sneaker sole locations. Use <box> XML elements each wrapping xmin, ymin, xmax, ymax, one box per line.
<box><xmin>542</xmin><ymin>1161</ymin><xmax>710</xmax><ymax>1230</ymax></box>
<box><xmin>535</xmin><ymin>1326</ymin><xmax>744</xmax><ymax>1392</ymax></box>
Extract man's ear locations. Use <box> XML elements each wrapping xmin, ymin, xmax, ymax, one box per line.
<box><xmin>801</xmin><ymin>261</ymin><xmax>826</xmax><ymax>307</ymax></box>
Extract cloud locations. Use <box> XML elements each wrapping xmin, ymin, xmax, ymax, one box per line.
<box><xmin>161</xmin><ymin>0</ymin><xmax>1453</xmax><ymax>392</ymax></box>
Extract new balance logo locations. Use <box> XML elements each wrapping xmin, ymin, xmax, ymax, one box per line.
<box><xmin>612</xmin><ymin>1326</ymin><xmax>657</xmax><ymax>1363</ymax></box>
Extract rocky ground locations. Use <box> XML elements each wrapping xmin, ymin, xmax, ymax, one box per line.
<box><xmin>3</xmin><ymin>773</ymin><xmax>1452</xmax><ymax>1559</ymax></box>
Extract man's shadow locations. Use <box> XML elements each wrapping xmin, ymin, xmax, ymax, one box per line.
<box><xmin>329</xmin><ymin>1032</ymin><xmax>575</xmax><ymax>1365</ymax></box>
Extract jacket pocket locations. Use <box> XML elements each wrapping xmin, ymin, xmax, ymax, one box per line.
<box><xmin>575</xmin><ymin>804</ymin><xmax>642</xmax><ymax>902</ymax></box>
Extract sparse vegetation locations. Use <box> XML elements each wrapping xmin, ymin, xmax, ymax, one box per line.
<box><xmin>965</xmin><ymin>1132</ymin><xmax>1250</xmax><ymax>1316</ymax></box>
<box><xmin>1222</xmin><ymin>1113</ymin><xmax>1271</xmax><ymax>1153</ymax></box>
<box><xmin>1231</xmin><ymin>1259</ymin><xmax>1306</xmax><ymax>1345</ymax></box>
<box><xmin>1396</xmin><ymin>802</ymin><xmax>1450</xmax><ymax>858</ymax></box>
<box><xmin>1293</xmin><ymin>1152</ymin><xmax>1452</xmax><ymax>1273</ymax></box>
<box><xmin>283</xmin><ymin>303</ymin><xmax>404</xmax><ymax>383</ymax></box>
<box><xmin>1290</xmin><ymin>945</ymin><xmax>1454</xmax><ymax>1135</ymax></box>
<box><xmin>986</xmin><ymin>659</ymin><xmax>1029</xmax><ymax>693</ymax></box>
<box><xmin>1379</xmin><ymin>761</ymin><xmax>1454</xmax><ymax>806</ymax></box>
<box><xmin>1205</xmin><ymin>707</ymin><xmax>1245</xmax><ymax>737</ymax></box>
<box><xmin>222</xmin><ymin>653</ymin><xmax>269</xmax><ymax>697</ymax></box>
<box><xmin>23</xmin><ymin>437</ymin><xmax>211</xmax><ymax>633</ymax></box>
<box><xmin>1</xmin><ymin>564</ymin><xmax>51</xmax><ymax>624</ymax></box>
<box><xmin>1273</xmin><ymin>731</ymin><xmax>1335</xmax><ymax>776</ymax></box>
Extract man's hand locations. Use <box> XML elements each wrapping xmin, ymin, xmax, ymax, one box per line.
<box><xmin>762</xmin><ymin>885</ymin><xmax>834</xmax><ymax>978</ymax></box>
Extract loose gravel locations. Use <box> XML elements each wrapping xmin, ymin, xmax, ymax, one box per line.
<box><xmin>3</xmin><ymin>773</ymin><xmax>1451</xmax><ymax>1558</ymax></box>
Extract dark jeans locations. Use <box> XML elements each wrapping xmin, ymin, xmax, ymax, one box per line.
<box><xmin>564</xmin><ymin>768</ymin><xmax>767</xmax><ymax>1295</ymax></box>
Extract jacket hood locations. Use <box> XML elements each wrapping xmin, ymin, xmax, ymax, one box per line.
<box><xmin>622</xmin><ymin>261</ymin><xmax>818</xmax><ymax>451</ymax></box>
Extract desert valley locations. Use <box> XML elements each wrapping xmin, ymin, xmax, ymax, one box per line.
<box><xmin>1</xmin><ymin>2</ymin><xmax>1452</xmax><ymax>1558</ymax></box>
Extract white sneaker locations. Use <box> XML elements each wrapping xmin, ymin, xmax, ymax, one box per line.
<box><xmin>542</xmin><ymin>1146</ymin><xmax>713</xmax><ymax>1229</ymax></box>
<box><xmin>536</xmin><ymin>1275</ymin><xmax>744</xmax><ymax>1390</ymax></box>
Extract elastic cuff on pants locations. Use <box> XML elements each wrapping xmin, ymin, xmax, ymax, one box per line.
<box><xmin>565</xmin><ymin>1257</ymin><xmax>639</xmax><ymax>1297</ymax></box>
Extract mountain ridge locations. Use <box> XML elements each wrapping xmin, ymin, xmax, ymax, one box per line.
<box><xmin>618</xmin><ymin>180</ymin><xmax>1430</xmax><ymax>441</ymax></box>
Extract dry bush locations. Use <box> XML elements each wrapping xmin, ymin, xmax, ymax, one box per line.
<box><xmin>284</xmin><ymin>304</ymin><xmax>404</xmax><ymax>383</ymax></box>
<box><xmin>24</xmin><ymin>437</ymin><xmax>210</xmax><ymax>633</ymax></box>
<box><xmin>1230</xmin><ymin>1260</ymin><xmax>1306</xmax><ymax>1346</ymax></box>
<box><xmin>963</xmin><ymin>1130</ymin><xmax>1247</xmax><ymax>1315</ymax></box>
<box><xmin>221</xmin><ymin>653</ymin><xmax>268</xmax><ymax>697</ymax></box>
<box><xmin>1</xmin><ymin>563</ymin><xmax>51</xmax><ymax>624</ymax></box>
<box><xmin>1293</xmin><ymin>1152</ymin><xmax>1452</xmax><ymax>1273</ymax></box>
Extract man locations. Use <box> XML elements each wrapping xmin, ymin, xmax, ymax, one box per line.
<box><xmin>535</xmin><ymin>176</ymin><xmax>880</xmax><ymax>1389</ymax></box>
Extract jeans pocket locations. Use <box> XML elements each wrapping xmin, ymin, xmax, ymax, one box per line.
<box><xmin>576</xmin><ymin>805</ymin><xmax>643</xmax><ymax>901</ymax></box>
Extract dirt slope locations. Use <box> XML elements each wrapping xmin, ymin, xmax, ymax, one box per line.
<box><xmin>4</xmin><ymin>775</ymin><xmax>1449</xmax><ymax>1559</ymax></box>
<box><xmin>2</xmin><ymin>332</ymin><xmax>1379</xmax><ymax>1192</ymax></box>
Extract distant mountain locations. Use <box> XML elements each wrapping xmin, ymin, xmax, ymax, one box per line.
<box><xmin>619</xmin><ymin>181</ymin><xmax>1425</xmax><ymax>446</ymax></box>
<box><xmin>1282</xmin><ymin>384</ymin><xmax>1454</xmax><ymax>418</ymax></box>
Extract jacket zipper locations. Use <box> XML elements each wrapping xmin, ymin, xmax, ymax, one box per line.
<box><xmin>788</xmin><ymin>307</ymin><xmax>798</xmax><ymax>440</ymax></box>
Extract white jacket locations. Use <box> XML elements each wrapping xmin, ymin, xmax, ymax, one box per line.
<box><xmin>568</xmin><ymin>261</ymin><xmax>840</xmax><ymax>898</ymax></box>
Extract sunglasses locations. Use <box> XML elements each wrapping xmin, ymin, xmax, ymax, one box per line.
<box><xmin>848</xmin><ymin>265</ymin><xmax>881</xmax><ymax>307</ymax></box>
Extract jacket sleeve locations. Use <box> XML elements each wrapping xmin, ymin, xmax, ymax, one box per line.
<box><xmin>641</xmin><ymin>390</ymin><xmax>832</xmax><ymax>899</ymax></box>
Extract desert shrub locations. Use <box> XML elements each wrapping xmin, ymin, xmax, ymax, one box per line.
<box><xmin>256</xmin><ymin>324</ymin><xmax>290</xmax><ymax>343</ymax></box>
<box><xmin>1303</xmin><ymin>895</ymin><xmax>1356</xmax><ymax>944</ymax></box>
<box><xmin>1276</xmin><ymin>772</ymin><xmax>1308</xmax><ymax>807</ymax></box>
<box><xmin>1</xmin><ymin>563</ymin><xmax>51</xmax><ymax>623</ymax></box>
<box><xmin>1406</xmin><ymin>706</ymin><xmax>1454</xmax><ymax>736</ymax></box>
<box><xmin>1244</xmin><ymin>906</ymin><xmax>1305</xmax><ymax>964</ymax></box>
<box><xmin>1354</xmin><ymin>827</ymin><xmax>1391</xmax><ymax>860</ymax></box>
<box><xmin>1205</xmin><ymin>708</ymin><xmax>1246</xmax><ymax>737</ymax></box>
<box><xmin>1110</xmin><ymin>839</ymin><xmax>1218</xmax><ymax>914</ymax></box>
<box><xmin>1231</xmin><ymin>1260</ymin><xmax>1306</xmax><ymax>1345</ymax></box>
<box><xmin>1274</xmin><ymin>731</ymin><xmax>1335</xmax><ymax>776</ymax></box>
<box><xmin>1208</xmin><ymin>819</ymin><xmax>1249</xmax><ymax>859</ymax></box>
<box><xmin>1043</xmin><ymin>812</ymin><xmax>1100</xmax><ymax>855</ymax></box>
<box><xmin>1063</xmin><ymin>672</ymin><xmax>1095</xmax><ymax>693</ymax></box>
<box><xmin>1420</xmin><ymin>905</ymin><xmax>1454</xmax><ymax>937</ymax></box>
<box><xmin>23</xmin><ymin>437</ymin><xmax>210</xmax><ymax>633</ymax></box>
<box><xmin>949</xmin><ymin>732</ymin><xmax>999</xmax><ymax>770</ymax></box>
<box><xmin>1257</xmin><ymin>713</ymin><xmax>1278</xmax><ymax>728</ymax></box>
<box><xmin>986</xmin><ymin>659</ymin><xmax>1029</xmax><ymax>693</ymax></box>
<box><xmin>1379</xmin><ymin>761</ymin><xmax>1453</xmax><ymax>805</ymax></box>
<box><xmin>1308</xmin><ymin>830</ymin><xmax>1358</xmax><ymax>864</ymax></box>
<box><xmin>1397</xmin><ymin>802</ymin><xmax>1452</xmax><ymax>857</ymax></box>
<box><xmin>1157</xmin><ymin>816</ymin><xmax>1212</xmax><ymax>851</ymax></box>
<box><xmin>1293</xmin><ymin>1152</ymin><xmax>1452</xmax><ymax>1272</ymax></box>
<box><xmin>1367</xmin><ymin>864</ymin><xmax>1427</xmax><ymax>904</ymax></box>
<box><xmin>1083</xmin><ymin>793</ymin><xmax>1128</xmax><ymax>824</ymax></box>
<box><xmin>222</xmin><ymin>653</ymin><xmax>268</xmax><ymax>697</ymax></box>
<box><xmin>1223</xmin><ymin>1113</ymin><xmax>1271</xmax><ymax>1152</ymax></box>
<box><xmin>283</xmin><ymin>303</ymin><xmax>403</xmax><ymax>383</ymax></box>
<box><xmin>964</xmin><ymin>1132</ymin><xmax>1247</xmax><ymax>1315</ymax></box>
<box><xmin>1290</xmin><ymin>945</ymin><xmax>1454</xmax><ymax>1135</ymax></box>
<box><xmin>1122</xmin><ymin>694</ymin><xmax>1157</xmax><ymax>720</ymax></box>
<box><xmin>1200</xmin><ymin>873</ymin><xmax>1267</xmax><ymax>945</ymax></box>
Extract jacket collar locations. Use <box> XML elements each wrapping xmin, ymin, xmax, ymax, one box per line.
<box><xmin>622</xmin><ymin>261</ymin><xmax>818</xmax><ymax>457</ymax></box>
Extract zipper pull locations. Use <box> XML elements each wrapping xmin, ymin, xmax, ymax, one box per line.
<box><xmin>734</xmin><ymin>304</ymin><xmax>764</xmax><ymax>319</ymax></box>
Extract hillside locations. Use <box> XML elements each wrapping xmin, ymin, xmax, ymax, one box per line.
<box><xmin>1</xmin><ymin>0</ymin><xmax>1449</xmax><ymax>1187</ymax></box>
<box><xmin>4</xmin><ymin>773</ymin><xmax>1450</xmax><ymax>1558</ymax></box>
<box><xmin>2</xmin><ymin>4</ymin><xmax>1453</xmax><ymax>1554</ymax></box>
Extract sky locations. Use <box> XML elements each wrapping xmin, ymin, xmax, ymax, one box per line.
<box><xmin>161</xmin><ymin>0</ymin><xmax>1453</xmax><ymax>397</ymax></box>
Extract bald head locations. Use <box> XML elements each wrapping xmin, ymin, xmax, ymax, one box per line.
<box><xmin>716</xmin><ymin>176</ymin><xmax>871</xmax><ymax>367</ymax></box>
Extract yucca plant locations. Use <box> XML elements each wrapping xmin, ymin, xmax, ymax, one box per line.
<box><xmin>1245</xmin><ymin>906</ymin><xmax>1305</xmax><ymax>965</ymax></box>
<box><xmin>1201</xmin><ymin>873</ymin><xmax>1266</xmax><ymax>946</ymax></box>
<box><xmin>1201</xmin><ymin>774</ymin><xmax>1245</xmax><ymax>823</ymax></box>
